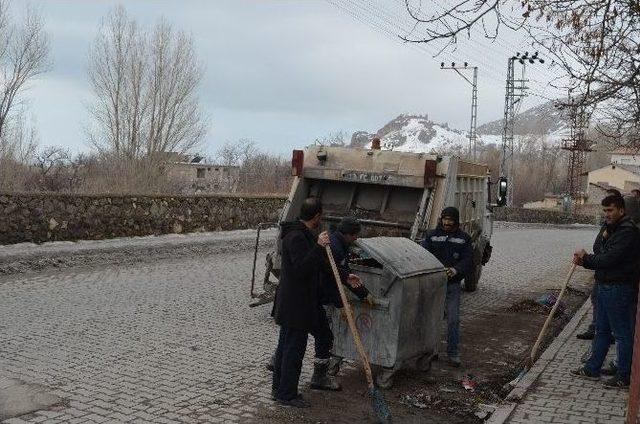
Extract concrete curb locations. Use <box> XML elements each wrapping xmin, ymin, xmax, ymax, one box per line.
<box><xmin>485</xmin><ymin>296</ymin><xmax>592</xmax><ymax>424</ymax></box>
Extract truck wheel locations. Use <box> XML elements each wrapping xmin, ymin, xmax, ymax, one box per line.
<box><xmin>464</xmin><ymin>264</ymin><xmax>482</xmax><ymax>292</ymax></box>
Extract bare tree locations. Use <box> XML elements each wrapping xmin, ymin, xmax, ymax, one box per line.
<box><xmin>402</xmin><ymin>0</ymin><xmax>640</xmax><ymax>148</ymax></box>
<box><xmin>313</xmin><ymin>130</ymin><xmax>349</xmax><ymax>146</ymax></box>
<box><xmin>87</xmin><ymin>6</ymin><xmax>208</xmax><ymax>160</ymax></box>
<box><xmin>0</xmin><ymin>0</ymin><xmax>49</xmax><ymax>155</ymax></box>
<box><xmin>216</xmin><ymin>138</ymin><xmax>257</xmax><ymax>167</ymax></box>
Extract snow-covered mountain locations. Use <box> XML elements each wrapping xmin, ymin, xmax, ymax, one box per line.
<box><xmin>350</xmin><ymin>101</ymin><xmax>570</xmax><ymax>153</ymax></box>
<box><xmin>350</xmin><ymin>114</ymin><xmax>470</xmax><ymax>153</ymax></box>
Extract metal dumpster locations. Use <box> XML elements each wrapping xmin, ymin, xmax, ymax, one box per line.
<box><xmin>327</xmin><ymin>236</ymin><xmax>447</xmax><ymax>388</ymax></box>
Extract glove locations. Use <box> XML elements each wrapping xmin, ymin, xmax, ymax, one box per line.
<box><xmin>363</xmin><ymin>293</ymin><xmax>376</xmax><ymax>308</ymax></box>
<box><xmin>445</xmin><ymin>267</ymin><xmax>458</xmax><ymax>279</ymax></box>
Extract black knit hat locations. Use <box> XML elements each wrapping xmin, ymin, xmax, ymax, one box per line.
<box><xmin>441</xmin><ymin>206</ymin><xmax>460</xmax><ymax>225</ymax></box>
<box><xmin>337</xmin><ymin>217</ymin><xmax>362</xmax><ymax>235</ymax></box>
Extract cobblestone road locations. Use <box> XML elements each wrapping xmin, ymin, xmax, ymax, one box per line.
<box><xmin>0</xmin><ymin>224</ymin><xmax>597</xmax><ymax>423</ymax></box>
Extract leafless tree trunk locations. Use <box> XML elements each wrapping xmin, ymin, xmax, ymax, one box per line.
<box><xmin>0</xmin><ymin>0</ymin><xmax>49</xmax><ymax>159</ymax></box>
<box><xmin>87</xmin><ymin>6</ymin><xmax>208</xmax><ymax>161</ymax></box>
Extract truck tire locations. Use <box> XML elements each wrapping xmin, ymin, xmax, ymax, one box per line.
<box><xmin>464</xmin><ymin>264</ymin><xmax>482</xmax><ymax>292</ymax></box>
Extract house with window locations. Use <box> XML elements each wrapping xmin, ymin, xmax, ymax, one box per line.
<box><xmin>585</xmin><ymin>149</ymin><xmax>640</xmax><ymax>204</ymax></box>
<box><xmin>164</xmin><ymin>156</ymin><xmax>239</xmax><ymax>194</ymax></box>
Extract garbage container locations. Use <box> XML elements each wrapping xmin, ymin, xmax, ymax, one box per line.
<box><xmin>327</xmin><ymin>236</ymin><xmax>447</xmax><ymax>388</ymax></box>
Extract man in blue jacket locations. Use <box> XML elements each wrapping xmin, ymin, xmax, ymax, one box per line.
<box><xmin>572</xmin><ymin>195</ymin><xmax>640</xmax><ymax>388</ymax></box>
<box><xmin>313</xmin><ymin>217</ymin><xmax>373</xmax><ymax>389</ymax></box>
<box><xmin>421</xmin><ymin>206</ymin><xmax>473</xmax><ymax>367</ymax></box>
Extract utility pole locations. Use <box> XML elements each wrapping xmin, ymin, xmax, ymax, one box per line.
<box><xmin>560</xmin><ymin>95</ymin><xmax>592</xmax><ymax>209</ymax></box>
<box><xmin>440</xmin><ymin>62</ymin><xmax>478</xmax><ymax>160</ymax></box>
<box><xmin>499</xmin><ymin>52</ymin><xmax>544</xmax><ymax>206</ymax></box>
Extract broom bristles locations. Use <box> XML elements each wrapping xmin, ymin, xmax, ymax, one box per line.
<box><xmin>369</xmin><ymin>387</ymin><xmax>392</xmax><ymax>423</ymax></box>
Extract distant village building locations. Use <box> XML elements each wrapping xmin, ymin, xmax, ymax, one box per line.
<box><xmin>523</xmin><ymin>193</ymin><xmax>585</xmax><ymax>211</ymax></box>
<box><xmin>586</xmin><ymin>163</ymin><xmax>640</xmax><ymax>204</ymax></box>
<box><xmin>611</xmin><ymin>148</ymin><xmax>640</xmax><ymax>167</ymax></box>
<box><xmin>162</xmin><ymin>154</ymin><xmax>239</xmax><ymax>194</ymax></box>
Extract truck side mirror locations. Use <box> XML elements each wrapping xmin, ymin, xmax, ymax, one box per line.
<box><xmin>496</xmin><ymin>177</ymin><xmax>508</xmax><ymax>207</ymax></box>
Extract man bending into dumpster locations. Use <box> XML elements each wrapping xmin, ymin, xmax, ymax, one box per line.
<box><xmin>572</xmin><ymin>194</ymin><xmax>640</xmax><ymax>388</ymax></box>
<box><xmin>313</xmin><ymin>217</ymin><xmax>375</xmax><ymax>389</ymax></box>
<box><xmin>272</xmin><ymin>197</ymin><xmax>330</xmax><ymax>408</ymax></box>
<box><xmin>421</xmin><ymin>206</ymin><xmax>473</xmax><ymax>367</ymax></box>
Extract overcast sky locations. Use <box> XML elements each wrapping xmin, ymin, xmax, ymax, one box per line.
<box><xmin>26</xmin><ymin>0</ymin><xmax>563</xmax><ymax>158</ymax></box>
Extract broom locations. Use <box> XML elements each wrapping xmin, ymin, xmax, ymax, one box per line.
<box><xmin>325</xmin><ymin>245</ymin><xmax>392</xmax><ymax>424</ymax></box>
<box><xmin>502</xmin><ymin>263</ymin><xmax>577</xmax><ymax>394</ymax></box>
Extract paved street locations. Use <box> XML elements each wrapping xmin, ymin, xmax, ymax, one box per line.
<box><xmin>0</xmin><ymin>224</ymin><xmax>597</xmax><ymax>423</ymax></box>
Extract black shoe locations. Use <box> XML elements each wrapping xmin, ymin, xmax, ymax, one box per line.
<box><xmin>266</xmin><ymin>355</ymin><xmax>275</xmax><ymax>372</ymax></box>
<box><xmin>603</xmin><ymin>376</ymin><xmax>629</xmax><ymax>389</ymax></box>
<box><xmin>571</xmin><ymin>367</ymin><xmax>600</xmax><ymax>381</ymax></box>
<box><xmin>576</xmin><ymin>330</ymin><xmax>595</xmax><ymax>340</ymax></box>
<box><xmin>447</xmin><ymin>355</ymin><xmax>462</xmax><ymax>368</ymax></box>
<box><xmin>602</xmin><ymin>360</ymin><xmax>617</xmax><ymax>376</ymax></box>
<box><xmin>276</xmin><ymin>396</ymin><xmax>311</xmax><ymax>408</ymax></box>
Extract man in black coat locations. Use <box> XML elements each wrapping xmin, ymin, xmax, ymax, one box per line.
<box><xmin>272</xmin><ymin>197</ymin><xmax>329</xmax><ymax>407</ymax></box>
<box><xmin>421</xmin><ymin>206</ymin><xmax>473</xmax><ymax>367</ymax></box>
<box><xmin>572</xmin><ymin>195</ymin><xmax>640</xmax><ymax>388</ymax></box>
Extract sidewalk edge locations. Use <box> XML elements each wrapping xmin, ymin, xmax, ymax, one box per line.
<box><xmin>485</xmin><ymin>295</ymin><xmax>592</xmax><ymax>423</ymax></box>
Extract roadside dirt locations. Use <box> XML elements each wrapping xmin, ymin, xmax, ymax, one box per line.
<box><xmin>249</xmin><ymin>288</ymin><xmax>589</xmax><ymax>423</ymax></box>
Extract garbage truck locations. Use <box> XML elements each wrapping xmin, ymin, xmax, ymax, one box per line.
<box><xmin>249</xmin><ymin>143</ymin><xmax>497</xmax><ymax>307</ymax></box>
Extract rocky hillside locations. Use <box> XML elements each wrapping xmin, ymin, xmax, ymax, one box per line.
<box><xmin>477</xmin><ymin>100</ymin><xmax>568</xmax><ymax>137</ymax></box>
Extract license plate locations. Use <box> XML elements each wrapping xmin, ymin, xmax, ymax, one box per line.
<box><xmin>342</xmin><ymin>171</ymin><xmax>389</xmax><ymax>183</ymax></box>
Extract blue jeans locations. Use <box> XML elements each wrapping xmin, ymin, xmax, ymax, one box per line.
<box><xmin>588</xmin><ymin>283</ymin><xmax>599</xmax><ymax>332</ymax></box>
<box><xmin>585</xmin><ymin>284</ymin><xmax>635</xmax><ymax>381</ymax></box>
<box><xmin>446</xmin><ymin>282</ymin><xmax>461</xmax><ymax>357</ymax></box>
<box><xmin>272</xmin><ymin>326</ymin><xmax>309</xmax><ymax>400</ymax></box>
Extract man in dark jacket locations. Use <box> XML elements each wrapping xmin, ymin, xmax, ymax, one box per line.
<box><xmin>577</xmin><ymin>189</ymin><xmax>627</xmax><ymax>340</ymax></box>
<box><xmin>272</xmin><ymin>197</ymin><xmax>330</xmax><ymax>407</ymax></box>
<box><xmin>421</xmin><ymin>206</ymin><xmax>473</xmax><ymax>367</ymax></box>
<box><xmin>572</xmin><ymin>195</ymin><xmax>640</xmax><ymax>388</ymax></box>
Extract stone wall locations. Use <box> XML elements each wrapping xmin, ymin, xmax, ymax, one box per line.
<box><xmin>0</xmin><ymin>193</ymin><xmax>286</xmax><ymax>245</ymax></box>
<box><xmin>493</xmin><ymin>207</ymin><xmax>599</xmax><ymax>225</ymax></box>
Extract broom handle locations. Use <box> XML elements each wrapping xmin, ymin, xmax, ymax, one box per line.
<box><xmin>529</xmin><ymin>263</ymin><xmax>577</xmax><ymax>364</ymax></box>
<box><xmin>325</xmin><ymin>245</ymin><xmax>375</xmax><ymax>389</ymax></box>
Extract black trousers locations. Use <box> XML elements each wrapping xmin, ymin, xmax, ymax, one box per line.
<box><xmin>311</xmin><ymin>305</ymin><xmax>334</xmax><ymax>360</ymax></box>
<box><xmin>272</xmin><ymin>326</ymin><xmax>309</xmax><ymax>401</ymax></box>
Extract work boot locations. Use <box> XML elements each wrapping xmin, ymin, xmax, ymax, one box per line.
<box><xmin>327</xmin><ymin>356</ymin><xmax>342</xmax><ymax>376</ymax></box>
<box><xmin>310</xmin><ymin>359</ymin><xmax>342</xmax><ymax>391</ymax></box>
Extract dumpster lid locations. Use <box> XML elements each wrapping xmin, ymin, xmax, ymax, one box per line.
<box><xmin>355</xmin><ymin>236</ymin><xmax>443</xmax><ymax>279</ymax></box>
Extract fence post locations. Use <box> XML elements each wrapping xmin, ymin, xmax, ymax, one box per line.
<box><xmin>626</xmin><ymin>291</ymin><xmax>640</xmax><ymax>424</ymax></box>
